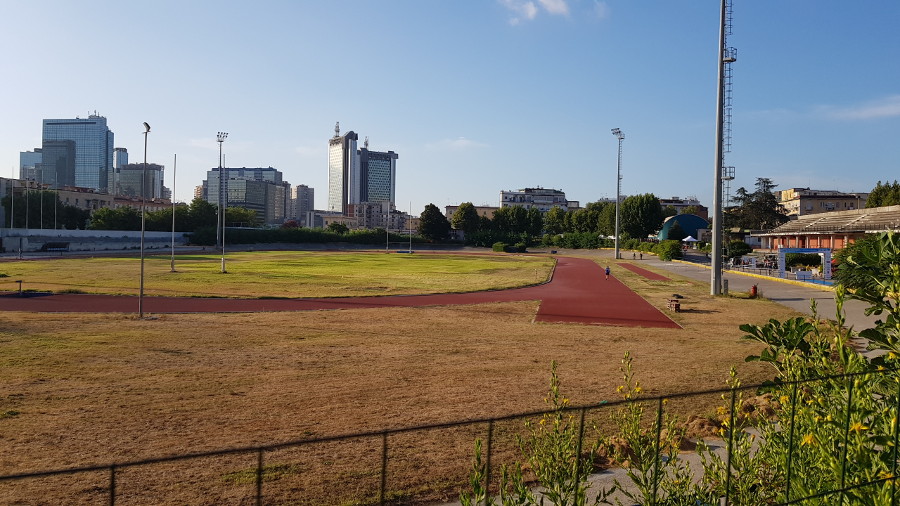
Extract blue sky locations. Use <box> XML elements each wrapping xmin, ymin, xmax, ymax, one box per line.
<box><xmin>2</xmin><ymin>1</ymin><xmax>898</xmax><ymax>216</ymax></box>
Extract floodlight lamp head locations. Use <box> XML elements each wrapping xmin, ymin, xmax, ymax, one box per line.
<box><xmin>143</xmin><ymin>122</ymin><xmax>151</xmax><ymax>133</ymax></box>
<box><xmin>611</xmin><ymin>128</ymin><xmax>623</xmax><ymax>140</ymax></box>
<box><xmin>217</xmin><ymin>132</ymin><xmax>228</xmax><ymax>142</ymax></box>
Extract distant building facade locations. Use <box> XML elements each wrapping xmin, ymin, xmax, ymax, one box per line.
<box><xmin>115</xmin><ymin>163</ymin><xmax>165</xmax><ymax>199</ymax></box>
<box><xmin>204</xmin><ymin>167</ymin><xmax>290</xmax><ymax>225</ymax></box>
<box><xmin>444</xmin><ymin>204</ymin><xmax>500</xmax><ymax>221</ymax></box>
<box><xmin>41</xmin><ymin>115</ymin><xmax>115</xmax><ymax>192</ymax></box>
<box><xmin>776</xmin><ymin>188</ymin><xmax>868</xmax><ymax>217</ymax></box>
<box><xmin>290</xmin><ymin>184</ymin><xmax>315</xmax><ymax>226</ymax></box>
<box><xmin>500</xmin><ymin>188</ymin><xmax>577</xmax><ymax>212</ymax></box>
<box><xmin>659</xmin><ymin>196</ymin><xmax>709</xmax><ymax>221</ymax></box>
<box><xmin>327</xmin><ymin>124</ymin><xmax>399</xmax><ymax>218</ymax></box>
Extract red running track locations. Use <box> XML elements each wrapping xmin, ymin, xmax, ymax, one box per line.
<box><xmin>0</xmin><ymin>257</ymin><xmax>679</xmax><ymax>329</ymax></box>
<box><xmin>618</xmin><ymin>262</ymin><xmax>671</xmax><ymax>281</ymax></box>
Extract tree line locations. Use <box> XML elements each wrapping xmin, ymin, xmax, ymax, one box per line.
<box><xmin>420</xmin><ymin>194</ymin><xmax>666</xmax><ymax>245</ymax></box>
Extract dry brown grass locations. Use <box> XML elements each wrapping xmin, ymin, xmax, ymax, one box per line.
<box><xmin>0</xmin><ymin>259</ymin><xmax>801</xmax><ymax>504</ymax></box>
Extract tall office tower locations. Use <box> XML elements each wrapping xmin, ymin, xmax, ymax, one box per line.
<box><xmin>42</xmin><ymin>114</ymin><xmax>115</xmax><ymax>192</ymax></box>
<box><xmin>327</xmin><ymin>122</ymin><xmax>359</xmax><ymax>214</ymax></box>
<box><xmin>291</xmin><ymin>184</ymin><xmax>315</xmax><ymax>225</ymax></box>
<box><xmin>117</xmin><ymin>163</ymin><xmax>165</xmax><ymax>198</ymax></box>
<box><xmin>204</xmin><ymin>167</ymin><xmax>288</xmax><ymax>225</ymax></box>
<box><xmin>113</xmin><ymin>148</ymin><xmax>128</xmax><ymax>169</ymax></box>
<box><xmin>358</xmin><ymin>136</ymin><xmax>398</xmax><ymax>206</ymax></box>
<box><xmin>19</xmin><ymin>149</ymin><xmax>43</xmax><ymax>181</ymax></box>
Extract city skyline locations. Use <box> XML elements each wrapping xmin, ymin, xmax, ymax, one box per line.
<box><xmin>1</xmin><ymin>1</ymin><xmax>898</xmax><ymax>216</ymax></box>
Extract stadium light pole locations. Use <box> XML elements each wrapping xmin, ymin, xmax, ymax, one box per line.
<box><xmin>170</xmin><ymin>153</ymin><xmax>177</xmax><ymax>272</ymax></box>
<box><xmin>139</xmin><ymin>122</ymin><xmax>150</xmax><ymax>318</ymax></box>
<box><xmin>217</xmin><ymin>132</ymin><xmax>228</xmax><ymax>274</ymax></box>
<box><xmin>611</xmin><ymin>128</ymin><xmax>624</xmax><ymax>260</ymax></box>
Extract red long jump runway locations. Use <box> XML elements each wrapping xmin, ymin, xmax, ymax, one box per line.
<box><xmin>0</xmin><ymin>257</ymin><xmax>679</xmax><ymax>329</ymax></box>
<box><xmin>618</xmin><ymin>262</ymin><xmax>671</xmax><ymax>281</ymax></box>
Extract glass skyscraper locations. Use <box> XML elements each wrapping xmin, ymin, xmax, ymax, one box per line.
<box><xmin>42</xmin><ymin>115</ymin><xmax>114</xmax><ymax>192</ymax></box>
<box><xmin>328</xmin><ymin>123</ymin><xmax>359</xmax><ymax>214</ymax></box>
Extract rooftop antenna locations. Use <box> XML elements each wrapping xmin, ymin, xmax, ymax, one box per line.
<box><xmin>364</xmin><ymin>136</ymin><xmax>369</xmax><ymax>149</ymax></box>
<box><xmin>334</xmin><ymin>122</ymin><xmax>340</xmax><ymax>137</ymax></box>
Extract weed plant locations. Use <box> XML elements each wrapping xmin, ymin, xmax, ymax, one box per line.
<box><xmin>461</xmin><ymin>232</ymin><xmax>900</xmax><ymax>505</ymax></box>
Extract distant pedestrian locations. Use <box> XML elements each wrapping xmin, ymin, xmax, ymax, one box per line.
<box><xmin>639</xmin><ymin>253</ymin><xmax>643</xmax><ymax>260</ymax></box>
<box><xmin>632</xmin><ymin>252</ymin><xmax>636</xmax><ymax>260</ymax></box>
<box><xmin>605</xmin><ymin>266</ymin><xmax>610</xmax><ymax>280</ymax></box>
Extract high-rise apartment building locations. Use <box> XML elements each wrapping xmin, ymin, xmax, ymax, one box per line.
<box><xmin>291</xmin><ymin>184</ymin><xmax>315</xmax><ymax>226</ymax></box>
<box><xmin>359</xmin><ymin>137</ymin><xmax>398</xmax><ymax>206</ymax></box>
<box><xmin>328</xmin><ymin>123</ymin><xmax>359</xmax><ymax>214</ymax></box>
<box><xmin>328</xmin><ymin>124</ymin><xmax>398</xmax><ymax>216</ymax></box>
<box><xmin>204</xmin><ymin>167</ymin><xmax>290</xmax><ymax>225</ymax></box>
<box><xmin>42</xmin><ymin>115</ymin><xmax>115</xmax><ymax>192</ymax></box>
<box><xmin>116</xmin><ymin>163</ymin><xmax>165</xmax><ymax>199</ymax></box>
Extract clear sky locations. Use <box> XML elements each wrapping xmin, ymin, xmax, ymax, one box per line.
<box><xmin>2</xmin><ymin>1</ymin><xmax>898</xmax><ymax>216</ymax></box>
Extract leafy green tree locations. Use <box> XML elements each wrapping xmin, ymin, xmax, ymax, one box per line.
<box><xmin>88</xmin><ymin>206</ymin><xmax>141</xmax><ymax>230</ymax></box>
<box><xmin>525</xmin><ymin>207</ymin><xmax>543</xmax><ymax>237</ymax></box>
<box><xmin>418</xmin><ymin>203</ymin><xmax>450</xmax><ymax>241</ymax></box>
<box><xmin>620</xmin><ymin>193</ymin><xmax>664</xmax><ymax>239</ymax></box>
<box><xmin>866</xmin><ymin>180</ymin><xmax>900</xmax><ymax>208</ymax></box>
<box><xmin>226</xmin><ymin>207</ymin><xmax>259</xmax><ymax>227</ymax></box>
<box><xmin>663</xmin><ymin>205</ymin><xmax>678</xmax><ymax>218</ymax></box>
<box><xmin>1</xmin><ymin>190</ymin><xmax>90</xmax><ymax>229</ymax></box>
<box><xmin>326</xmin><ymin>222</ymin><xmax>349</xmax><ymax>234</ymax></box>
<box><xmin>667</xmin><ymin>221</ymin><xmax>688</xmax><ymax>241</ymax></box>
<box><xmin>598</xmin><ymin>203</ymin><xmax>616</xmax><ymax>237</ymax></box>
<box><xmin>543</xmin><ymin>206</ymin><xmax>566</xmax><ymax>235</ymax></box>
<box><xmin>727</xmin><ymin>178</ymin><xmax>789</xmax><ymax>230</ymax></box>
<box><xmin>726</xmin><ymin>239</ymin><xmax>752</xmax><ymax>258</ymax></box>
<box><xmin>451</xmin><ymin>202</ymin><xmax>480</xmax><ymax>234</ymax></box>
<box><xmin>187</xmin><ymin>197</ymin><xmax>218</xmax><ymax>230</ymax></box>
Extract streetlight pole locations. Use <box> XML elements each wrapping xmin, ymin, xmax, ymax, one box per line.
<box><xmin>139</xmin><ymin>122</ymin><xmax>150</xmax><ymax>318</ymax></box>
<box><xmin>611</xmin><ymin>128</ymin><xmax>624</xmax><ymax>260</ymax></box>
<box><xmin>217</xmin><ymin>132</ymin><xmax>228</xmax><ymax>274</ymax></box>
<box><xmin>711</xmin><ymin>0</ymin><xmax>729</xmax><ymax>295</ymax></box>
<box><xmin>170</xmin><ymin>153</ymin><xmax>177</xmax><ymax>272</ymax></box>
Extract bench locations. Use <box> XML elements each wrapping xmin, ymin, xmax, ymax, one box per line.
<box><xmin>667</xmin><ymin>299</ymin><xmax>681</xmax><ymax>312</ymax></box>
<box><xmin>40</xmin><ymin>242</ymin><xmax>70</xmax><ymax>253</ymax></box>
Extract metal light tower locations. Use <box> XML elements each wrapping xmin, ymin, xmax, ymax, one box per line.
<box><xmin>217</xmin><ymin>132</ymin><xmax>228</xmax><ymax>274</ymax></box>
<box><xmin>711</xmin><ymin>0</ymin><xmax>736</xmax><ymax>295</ymax></box>
<box><xmin>611</xmin><ymin>128</ymin><xmax>624</xmax><ymax>260</ymax></box>
<box><xmin>170</xmin><ymin>153</ymin><xmax>177</xmax><ymax>272</ymax></box>
<box><xmin>139</xmin><ymin>122</ymin><xmax>150</xmax><ymax>318</ymax></box>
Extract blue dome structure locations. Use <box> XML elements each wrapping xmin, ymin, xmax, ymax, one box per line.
<box><xmin>658</xmin><ymin>214</ymin><xmax>710</xmax><ymax>241</ymax></box>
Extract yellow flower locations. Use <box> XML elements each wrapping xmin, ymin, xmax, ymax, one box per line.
<box><xmin>879</xmin><ymin>471</ymin><xmax>894</xmax><ymax>480</ymax></box>
<box><xmin>849</xmin><ymin>421</ymin><xmax>869</xmax><ymax>433</ymax></box>
<box><xmin>634</xmin><ymin>386</ymin><xmax>643</xmax><ymax>394</ymax></box>
<box><xmin>801</xmin><ymin>434</ymin><xmax>815</xmax><ymax>446</ymax></box>
<box><xmin>779</xmin><ymin>395</ymin><xmax>790</xmax><ymax>405</ymax></box>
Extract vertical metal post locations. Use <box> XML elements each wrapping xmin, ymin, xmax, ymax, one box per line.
<box><xmin>724</xmin><ymin>387</ymin><xmax>737</xmax><ymax>506</ymax></box>
<box><xmin>611</xmin><ymin>128</ymin><xmax>624</xmax><ymax>260</ymax></box>
<box><xmin>892</xmin><ymin>378</ymin><xmax>900</xmax><ymax>506</ymax></box>
<box><xmin>839</xmin><ymin>378</ymin><xmax>855</xmax><ymax>502</ymax></box>
<box><xmin>139</xmin><ymin>122</ymin><xmax>150</xmax><ymax>318</ymax></box>
<box><xmin>711</xmin><ymin>0</ymin><xmax>727</xmax><ymax>295</ymax></box>
<box><xmin>651</xmin><ymin>397</ymin><xmax>664</xmax><ymax>504</ymax></box>
<box><xmin>484</xmin><ymin>421</ymin><xmax>494</xmax><ymax>506</ymax></box>
<box><xmin>170</xmin><ymin>153</ymin><xmax>177</xmax><ymax>273</ymax></box>
<box><xmin>217</xmin><ymin>132</ymin><xmax>228</xmax><ymax>274</ymax></box>
<box><xmin>575</xmin><ymin>407</ymin><xmax>587</xmax><ymax>497</ymax></box>
<box><xmin>109</xmin><ymin>464</ymin><xmax>116</xmax><ymax>506</ymax></box>
<box><xmin>256</xmin><ymin>448</ymin><xmax>264</xmax><ymax>506</ymax></box>
<box><xmin>785</xmin><ymin>381</ymin><xmax>799</xmax><ymax>502</ymax></box>
<box><xmin>380</xmin><ymin>431</ymin><xmax>388</xmax><ymax>506</ymax></box>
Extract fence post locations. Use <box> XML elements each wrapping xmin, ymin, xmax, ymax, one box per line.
<box><xmin>380</xmin><ymin>431</ymin><xmax>388</xmax><ymax>506</ymax></box>
<box><xmin>651</xmin><ymin>397</ymin><xmax>664</xmax><ymax>505</ymax></box>
<box><xmin>724</xmin><ymin>387</ymin><xmax>737</xmax><ymax>506</ymax></box>
<box><xmin>785</xmin><ymin>380</ymin><xmax>799</xmax><ymax>502</ymax></box>
<box><xmin>256</xmin><ymin>448</ymin><xmax>264</xmax><ymax>506</ymax></box>
<box><xmin>839</xmin><ymin>377</ymin><xmax>856</xmax><ymax>503</ymax></box>
<box><xmin>575</xmin><ymin>407</ymin><xmax>587</xmax><ymax>499</ymax></box>
<box><xmin>484</xmin><ymin>420</ymin><xmax>494</xmax><ymax>506</ymax></box>
<box><xmin>892</xmin><ymin>378</ymin><xmax>900</xmax><ymax>506</ymax></box>
<box><xmin>109</xmin><ymin>464</ymin><xmax>116</xmax><ymax>506</ymax></box>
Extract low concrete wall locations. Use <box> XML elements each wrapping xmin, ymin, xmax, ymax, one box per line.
<box><xmin>0</xmin><ymin>228</ymin><xmax>191</xmax><ymax>253</ymax></box>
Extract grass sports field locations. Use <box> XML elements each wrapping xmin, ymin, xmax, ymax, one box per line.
<box><xmin>0</xmin><ymin>249</ymin><xmax>802</xmax><ymax>504</ymax></box>
<box><xmin>0</xmin><ymin>250</ymin><xmax>552</xmax><ymax>298</ymax></box>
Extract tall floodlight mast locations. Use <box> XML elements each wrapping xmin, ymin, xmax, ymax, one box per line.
<box><xmin>711</xmin><ymin>0</ymin><xmax>736</xmax><ymax>295</ymax></box>
<box><xmin>611</xmin><ymin>128</ymin><xmax>625</xmax><ymax>260</ymax></box>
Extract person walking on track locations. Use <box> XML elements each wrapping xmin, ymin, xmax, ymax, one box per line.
<box><xmin>605</xmin><ymin>266</ymin><xmax>611</xmax><ymax>280</ymax></box>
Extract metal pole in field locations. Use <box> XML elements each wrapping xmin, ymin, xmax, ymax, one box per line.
<box><xmin>217</xmin><ymin>132</ymin><xmax>228</xmax><ymax>273</ymax></box>
<box><xmin>170</xmin><ymin>153</ymin><xmax>177</xmax><ymax>272</ymax></box>
<box><xmin>139</xmin><ymin>122</ymin><xmax>151</xmax><ymax>318</ymax></box>
<box><xmin>611</xmin><ymin>128</ymin><xmax>624</xmax><ymax>260</ymax></box>
<box><xmin>711</xmin><ymin>0</ymin><xmax>734</xmax><ymax>295</ymax></box>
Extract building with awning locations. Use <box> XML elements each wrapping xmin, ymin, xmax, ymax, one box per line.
<box><xmin>755</xmin><ymin>205</ymin><xmax>900</xmax><ymax>250</ymax></box>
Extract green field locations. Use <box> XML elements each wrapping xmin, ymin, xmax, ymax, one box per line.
<box><xmin>0</xmin><ymin>251</ymin><xmax>553</xmax><ymax>298</ymax></box>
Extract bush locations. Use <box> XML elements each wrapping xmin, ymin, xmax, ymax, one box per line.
<box><xmin>653</xmin><ymin>240</ymin><xmax>683</xmax><ymax>261</ymax></box>
<box><xmin>513</xmin><ymin>242</ymin><xmax>527</xmax><ymax>253</ymax></box>
<box><xmin>492</xmin><ymin>242</ymin><xmax>507</xmax><ymax>252</ymax></box>
<box><xmin>784</xmin><ymin>252</ymin><xmax>822</xmax><ymax>269</ymax></box>
<box><xmin>726</xmin><ymin>240</ymin><xmax>752</xmax><ymax>258</ymax></box>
